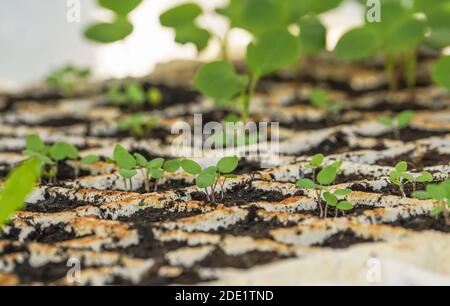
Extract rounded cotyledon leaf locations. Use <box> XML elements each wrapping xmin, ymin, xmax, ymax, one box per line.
<box><xmin>195</xmin><ymin>61</ymin><xmax>248</xmax><ymax>101</ymax></box>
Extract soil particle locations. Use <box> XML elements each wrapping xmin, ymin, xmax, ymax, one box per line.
<box><xmin>314</xmin><ymin>230</ymin><xmax>377</xmax><ymax>249</ymax></box>
<box><xmin>1</xmin><ymin>223</ymin><xmax>83</xmax><ymax>244</ymax></box>
<box><xmin>387</xmin><ymin>214</ymin><xmax>450</xmax><ymax>233</ymax></box>
<box><xmin>375</xmin><ymin>150</ymin><xmax>450</xmax><ymax>169</ymax></box>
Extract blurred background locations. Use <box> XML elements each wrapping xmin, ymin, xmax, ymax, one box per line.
<box><xmin>0</xmin><ymin>0</ymin><xmax>365</xmax><ymax>88</ymax></box>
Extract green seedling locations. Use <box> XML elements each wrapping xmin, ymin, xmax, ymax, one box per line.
<box><xmin>378</xmin><ymin>111</ymin><xmax>414</xmax><ymax>140</ymax></box>
<box><xmin>46</xmin><ymin>65</ymin><xmax>90</xmax><ymax>95</ymax></box>
<box><xmin>0</xmin><ymin>158</ymin><xmax>41</xmax><ymax>229</ymax></box>
<box><xmin>117</xmin><ymin>114</ymin><xmax>159</xmax><ymax>138</ymax></box>
<box><xmin>133</xmin><ymin>153</ymin><xmax>181</xmax><ymax>192</ymax></box>
<box><xmin>389</xmin><ymin>161</ymin><xmax>433</xmax><ymax>197</ymax></box>
<box><xmin>84</xmin><ymin>0</ymin><xmax>142</xmax><ymax>43</ymax></box>
<box><xmin>113</xmin><ymin>144</ymin><xmax>137</xmax><ymax>191</ymax></box>
<box><xmin>336</xmin><ymin>1</ymin><xmax>450</xmax><ymax>91</ymax></box>
<box><xmin>297</xmin><ymin>160</ymin><xmax>353</xmax><ymax>218</ymax></box>
<box><xmin>107</xmin><ymin>82</ymin><xmax>163</xmax><ymax>108</ymax></box>
<box><xmin>309</xmin><ymin>89</ymin><xmax>344</xmax><ymax>119</ymax></box>
<box><xmin>23</xmin><ymin>134</ymin><xmax>80</xmax><ymax>183</ymax></box>
<box><xmin>181</xmin><ymin>156</ymin><xmax>239</xmax><ymax>203</ymax></box>
<box><xmin>305</xmin><ymin>153</ymin><xmax>324</xmax><ymax>183</ymax></box>
<box><xmin>413</xmin><ymin>180</ymin><xmax>450</xmax><ymax>226</ymax></box>
<box><xmin>195</xmin><ymin>28</ymin><xmax>299</xmax><ymax>121</ymax></box>
<box><xmin>432</xmin><ymin>56</ymin><xmax>450</xmax><ymax>91</ymax></box>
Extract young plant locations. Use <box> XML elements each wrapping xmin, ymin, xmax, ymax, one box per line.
<box><xmin>336</xmin><ymin>1</ymin><xmax>450</xmax><ymax>91</ymax></box>
<box><xmin>0</xmin><ymin>158</ymin><xmax>41</xmax><ymax>229</ymax></box>
<box><xmin>23</xmin><ymin>134</ymin><xmax>80</xmax><ymax>183</ymax></box>
<box><xmin>117</xmin><ymin>114</ymin><xmax>159</xmax><ymax>138</ymax></box>
<box><xmin>413</xmin><ymin>180</ymin><xmax>450</xmax><ymax>226</ymax></box>
<box><xmin>133</xmin><ymin>153</ymin><xmax>181</xmax><ymax>193</ymax></box>
<box><xmin>309</xmin><ymin>89</ymin><xmax>344</xmax><ymax>119</ymax></box>
<box><xmin>46</xmin><ymin>65</ymin><xmax>90</xmax><ymax>95</ymax></box>
<box><xmin>181</xmin><ymin>156</ymin><xmax>239</xmax><ymax>203</ymax></box>
<box><xmin>389</xmin><ymin>161</ymin><xmax>433</xmax><ymax>197</ymax></box>
<box><xmin>378</xmin><ymin>111</ymin><xmax>414</xmax><ymax>140</ymax></box>
<box><xmin>107</xmin><ymin>82</ymin><xmax>163</xmax><ymax>108</ymax></box>
<box><xmin>305</xmin><ymin>154</ymin><xmax>324</xmax><ymax>183</ymax></box>
<box><xmin>297</xmin><ymin>160</ymin><xmax>353</xmax><ymax>218</ymax></box>
<box><xmin>113</xmin><ymin>144</ymin><xmax>137</xmax><ymax>191</ymax></box>
<box><xmin>84</xmin><ymin>0</ymin><xmax>143</xmax><ymax>43</ymax></box>
<box><xmin>160</xmin><ymin>3</ymin><xmax>211</xmax><ymax>53</ymax></box>
<box><xmin>195</xmin><ymin>28</ymin><xmax>300</xmax><ymax>121</ymax></box>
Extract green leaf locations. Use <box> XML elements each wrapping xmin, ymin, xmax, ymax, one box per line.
<box><xmin>241</xmin><ymin>0</ymin><xmax>289</xmax><ymax>34</ymax></box>
<box><xmin>160</xmin><ymin>3</ymin><xmax>203</xmax><ymax>27</ymax></box>
<box><xmin>412</xmin><ymin>191</ymin><xmax>429</xmax><ymax>199</ymax></box>
<box><xmin>426</xmin><ymin>184</ymin><xmax>447</xmax><ymax>200</ymax></box>
<box><xmin>164</xmin><ymin>160</ymin><xmax>181</xmax><ymax>173</ymax></box>
<box><xmin>310</xmin><ymin>89</ymin><xmax>328</xmax><ymax>109</ymax></box>
<box><xmin>432</xmin><ymin>56</ymin><xmax>450</xmax><ymax>90</ymax></box>
<box><xmin>389</xmin><ymin>171</ymin><xmax>401</xmax><ymax>185</ymax></box>
<box><xmin>296</xmin><ymin>178</ymin><xmax>319</xmax><ymax>189</ymax></box>
<box><xmin>174</xmin><ymin>24</ymin><xmax>211</xmax><ymax>52</ymax></box>
<box><xmin>397</xmin><ymin>111</ymin><xmax>414</xmax><ymax>128</ymax></box>
<box><xmin>98</xmin><ymin>0</ymin><xmax>142</xmax><ymax>17</ymax></box>
<box><xmin>323</xmin><ymin>192</ymin><xmax>338</xmax><ymax>206</ymax></box>
<box><xmin>133</xmin><ymin>153</ymin><xmax>148</xmax><ymax>167</ymax></box>
<box><xmin>84</xmin><ymin>20</ymin><xmax>134</xmax><ymax>44</ymax></box>
<box><xmin>378</xmin><ymin>116</ymin><xmax>393</xmax><ymax>126</ymax></box>
<box><xmin>416</xmin><ymin>172</ymin><xmax>433</xmax><ymax>183</ymax></box>
<box><xmin>298</xmin><ymin>16</ymin><xmax>326</xmax><ymax>55</ymax></box>
<box><xmin>337</xmin><ymin>201</ymin><xmax>354</xmax><ymax>211</ymax></box>
<box><xmin>430</xmin><ymin>205</ymin><xmax>444</xmax><ymax>218</ymax></box>
<box><xmin>334</xmin><ymin>189</ymin><xmax>352</xmax><ymax>196</ymax></box>
<box><xmin>385</xmin><ymin>17</ymin><xmax>426</xmax><ymax>53</ymax></box>
<box><xmin>80</xmin><ymin>155</ymin><xmax>99</xmax><ymax>165</ymax></box>
<box><xmin>246</xmin><ymin>29</ymin><xmax>300</xmax><ymax>79</ymax></box>
<box><xmin>203</xmin><ymin>166</ymin><xmax>218</xmax><ymax>175</ymax></box>
<box><xmin>150</xmin><ymin>168</ymin><xmax>164</xmax><ymax>179</ymax></box>
<box><xmin>147</xmin><ymin>158</ymin><xmax>165</xmax><ymax>170</ymax></box>
<box><xmin>119</xmin><ymin>168</ymin><xmax>137</xmax><ymax>179</ymax></box>
<box><xmin>126</xmin><ymin>82</ymin><xmax>146</xmax><ymax>104</ymax></box>
<box><xmin>310</xmin><ymin>153</ymin><xmax>324</xmax><ymax>168</ymax></box>
<box><xmin>0</xmin><ymin>158</ymin><xmax>41</xmax><ymax>227</ymax></box>
<box><xmin>195</xmin><ymin>61</ymin><xmax>248</xmax><ymax>101</ymax></box>
<box><xmin>307</xmin><ymin>0</ymin><xmax>343</xmax><ymax>14</ymax></box>
<box><xmin>217</xmin><ymin>156</ymin><xmax>239</xmax><ymax>174</ymax></box>
<box><xmin>113</xmin><ymin>145</ymin><xmax>136</xmax><ymax>170</ymax></box>
<box><xmin>26</xmin><ymin>134</ymin><xmax>47</xmax><ymax>153</ymax></box>
<box><xmin>195</xmin><ymin>171</ymin><xmax>217</xmax><ymax>189</ymax></box>
<box><xmin>330</xmin><ymin>160</ymin><xmax>343</xmax><ymax>171</ymax></box>
<box><xmin>148</xmin><ymin>87</ymin><xmax>163</xmax><ymax>106</ymax></box>
<box><xmin>401</xmin><ymin>172</ymin><xmax>414</xmax><ymax>182</ymax></box>
<box><xmin>317</xmin><ymin>166</ymin><xmax>337</xmax><ymax>186</ymax></box>
<box><xmin>335</xmin><ymin>26</ymin><xmax>380</xmax><ymax>61</ymax></box>
<box><xmin>49</xmin><ymin>142</ymin><xmax>79</xmax><ymax>161</ymax></box>
<box><xmin>181</xmin><ymin>159</ymin><xmax>202</xmax><ymax>175</ymax></box>
<box><xmin>424</xmin><ymin>9</ymin><xmax>450</xmax><ymax>49</ymax></box>
<box><xmin>395</xmin><ymin>161</ymin><xmax>408</xmax><ymax>173</ymax></box>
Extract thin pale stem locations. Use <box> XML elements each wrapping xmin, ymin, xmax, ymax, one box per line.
<box><xmin>242</xmin><ymin>76</ymin><xmax>258</xmax><ymax>122</ymax></box>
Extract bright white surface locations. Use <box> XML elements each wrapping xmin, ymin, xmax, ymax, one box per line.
<box><xmin>0</xmin><ymin>0</ymin><xmax>363</xmax><ymax>88</ymax></box>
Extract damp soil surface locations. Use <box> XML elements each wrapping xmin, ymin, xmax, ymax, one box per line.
<box><xmin>374</xmin><ymin>149</ymin><xmax>450</xmax><ymax>169</ymax></box>
<box><xmin>24</xmin><ymin>195</ymin><xmax>91</xmax><ymax>213</ymax></box>
<box><xmin>134</xmin><ymin>179</ymin><xmax>194</xmax><ymax>194</ymax></box>
<box><xmin>1</xmin><ymin>223</ymin><xmax>84</xmax><ymax>244</ymax></box>
<box><xmin>361</xmin><ymin>128</ymin><xmax>449</xmax><ymax>143</ymax></box>
<box><xmin>314</xmin><ymin>230</ymin><xmax>377</xmax><ymax>249</ymax></box>
<box><xmin>349</xmin><ymin>180</ymin><xmax>444</xmax><ymax>197</ymax></box>
<box><xmin>387</xmin><ymin>214</ymin><xmax>450</xmax><ymax>233</ymax></box>
<box><xmin>188</xmin><ymin>181</ymin><xmax>291</xmax><ymax>206</ymax></box>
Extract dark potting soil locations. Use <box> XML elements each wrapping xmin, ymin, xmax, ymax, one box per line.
<box><xmin>15</xmin><ymin>117</ymin><xmax>88</xmax><ymax>127</ymax></box>
<box><xmin>361</xmin><ymin>128</ymin><xmax>449</xmax><ymax>143</ymax></box>
<box><xmin>188</xmin><ymin>181</ymin><xmax>288</xmax><ymax>206</ymax></box>
<box><xmin>14</xmin><ymin>261</ymin><xmax>73</xmax><ymax>284</ymax></box>
<box><xmin>1</xmin><ymin>223</ymin><xmax>83</xmax><ymax>244</ymax></box>
<box><xmin>91</xmin><ymin>127</ymin><xmax>172</xmax><ymax>143</ymax></box>
<box><xmin>386</xmin><ymin>214</ymin><xmax>450</xmax><ymax>233</ymax></box>
<box><xmin>24</xmin><ymin>194</ymin><xmax>91</xmax><ymax>213</ymax></box>
<box><xmin>134</xmin><ymin>179</ymin><xmax>194</xmax><ymax>194</ymax></box>
<box><xmin>314</xmin><ymin>230</ymin><xmax>377</xmax><ymax>249</ymax></box>
<box><xmin>349</xmin><ymin>180</ymin><xmax>443</xmax><ymax>198</ymax></box>
<box><xmin>196</xmin><ymin>247</ymin><xmax>290</xmax><ymax>269</ymax></box>
<box><xmin>374</xmin><ymin>150</ymin><xmax>450</xmax><ymax>169</ymax></box>
<box><xmin>281</xmin><ymin>118</ymin><xmax>355</xmax><ymax>131</ymax></box>
<box><xmin>214</xmin><ymin>206</ymin><xmax>298</xmax><ymax>239</ymax></box>
<box><xmin>117</xmin><ymin>205</ymin><xmax>202</xmax><ymax>224</ymax></box>
<box><xmin>307</xmin><ymin>204</ymin><xmax>378</xmax><ymax>219</ymax></box>
<box><xmin>353</xmin><ymin>101</ymin><xmax>432</xmax><ymax>112</ymax></box>
<box><xmin>55</xmin><ymin>161</ymin><xmax>91</xmax><ymax>181</ymax></box>
<box><xmin>0</xmin><ymin>243</ymin><xmax>27</xmax><ymax>256</ymax></box>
